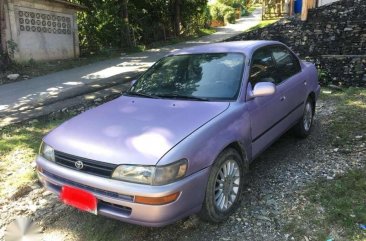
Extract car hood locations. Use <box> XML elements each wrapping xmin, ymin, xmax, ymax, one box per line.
<box><xmin>44</xmin><ymin>96</ymin><xmax>230</xmax><ymax>165</ymax></box>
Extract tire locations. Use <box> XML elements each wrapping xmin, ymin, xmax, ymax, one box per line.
<box><xmin>294</xmin><ymin>97</ymin><xmax>314</xmax><ymax>138</ymax></box>
<box><xmin>199</xmin><ymin>148</ymin><xmax>247</xmax><ymax>223</ymax></box>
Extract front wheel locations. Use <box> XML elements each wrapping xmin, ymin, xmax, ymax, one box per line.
<box><xmin>199</xmin><ymin>148</ymin><xmax>246</xmax><ymax>223</ymax></box>
<box><xmin>294</xmin><ymin>98</ymin><xmax>314</xmax><ymax>138</ymax></box>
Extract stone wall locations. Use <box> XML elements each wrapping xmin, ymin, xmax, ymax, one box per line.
<box><xmin>228</xmin><ymin>0</ymin><xmax>366</xmax><ymax>87</ymax></box>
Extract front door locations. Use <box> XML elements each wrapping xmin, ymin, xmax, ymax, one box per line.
<box><xmin>270</xmin><ymin>45</ymin><xmax>308</xmax><ymax>128</ymax></box>
<box><xmin>246</xmin><ymin>47</ymin><xmax>289</xmax><ymax>159</ymax></box>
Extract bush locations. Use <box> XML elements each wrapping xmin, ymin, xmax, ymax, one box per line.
<box><xmin>224</xmin><ymin>8</ymin><xmax>236</xmax><ymax>23</ymax></box>
<box><xmin>209</xmin><ymin>2</ymin><xmax>225</xmax><ymax>23</ymax></box>
<box><xmin>209</xmin><ymin>2</ymin><xmax>236</xmax><ymax>24</ymax></box>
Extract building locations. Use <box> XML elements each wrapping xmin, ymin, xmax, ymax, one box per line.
<box><xmin>262</xmin><ymin>0</ymin><xmax>340</xmax><ymax>19</ymax></box>
<box><xmin>0</xmin><ymin>0</ymin><xmax>86</xmax><ymax>61</ymax></box>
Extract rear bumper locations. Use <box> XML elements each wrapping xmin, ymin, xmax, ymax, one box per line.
<box><xmin>36</xmin><ymin>156</ymin><xmax>209</xmax><ymax>227</ymax></box>
<box><xmin>315</xmin><ymin>84</ymin><xmax>321</xmax><ymax>100</ymax></box>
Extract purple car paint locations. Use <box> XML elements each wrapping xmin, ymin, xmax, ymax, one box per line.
<box><xmin>36</xmin><ymin>40</ymin><xmax>320</xmax><ymax>227</ymax></box>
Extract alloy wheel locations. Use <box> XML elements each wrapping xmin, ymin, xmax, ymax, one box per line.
<box><xmin>303</xmin><ymin>102</ymin><xmax>313</xmax><ymax>132</ymax></box>
<box><xmin>214</xmin><ymin>159</ymin><xmax>240</xmax><ymax>211</ymax></box>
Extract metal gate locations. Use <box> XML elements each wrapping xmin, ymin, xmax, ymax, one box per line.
<box><xmin>262</xmin><ymin>0</ymin><xmax>289</xmax><ymax>19</ymax></box>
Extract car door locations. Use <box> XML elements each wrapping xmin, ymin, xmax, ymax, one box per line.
<box><xmin>270</xmin><ymin>45</ymin><xmax>307</xmax><ymax>129</ymax></box>
<box><xmin>246</xmin><ymin>47</ymin><xmax>289</xmax><ymax>159</ymax></box>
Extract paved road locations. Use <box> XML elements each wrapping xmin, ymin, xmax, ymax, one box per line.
<box><xmin>0</xmin><ymin>8</ymin><xmax>262</xmax><ymax>123</ymax></box>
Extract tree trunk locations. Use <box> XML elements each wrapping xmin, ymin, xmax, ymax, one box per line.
<box><xmin>120</xmin><ymin>0</ymin><xmax>132</xmax><ymax>48</ymax></box>
<box><xmin>173</xmin><ymin>0</ymin><xmax>182</xmax><ymax>37</ymax></box>
<box><xmin>0</xmin><ymin>0</ymin><xmax>6</xmax><ymax>53</ymax></box>
<box><xmin>0</xmin><ymin>0</ymin><xmax>7</xmax><ymax>69</ymax></box>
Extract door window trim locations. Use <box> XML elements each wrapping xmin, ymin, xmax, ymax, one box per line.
<box><xmin>269</xmin><ymin>44</ymin><xmax>302</xmax><ymax>85</ymax></box>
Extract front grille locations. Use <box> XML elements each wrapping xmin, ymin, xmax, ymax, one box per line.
<box><xmin>54</xmin><ymin>151</ymin><xmax>117</xmax><ymax>178</ymax></box>
<box><xmin>43</xmin><ymin>169</ymin><xmax>134</xmax><ymax>202</ymax></box>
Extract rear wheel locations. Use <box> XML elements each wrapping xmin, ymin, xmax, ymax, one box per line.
<box><xmin>199</xmin><ymin>148</ymin><xmax>246</xmax><ymax>223</ymax></box>
<box><xmin>294</xmin><ymin>97</ymin><xmax>314</xmax><ymax>138</ymax></box>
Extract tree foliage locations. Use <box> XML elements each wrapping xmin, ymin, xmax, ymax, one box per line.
<box><xmin>71</xmin><ymin>0</ymin><xmax>210</xmax><ymax>53</ymax></box>
<box><xmin>209</xmin><ymin>2</ymin><xmax>236</xmax><ymax>24</ymax></box>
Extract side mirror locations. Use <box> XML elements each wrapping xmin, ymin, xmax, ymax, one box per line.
<box><xmin>250</xmin><ymin>82</ymin><xmax>276</xmax><ymax>98</ymax></box>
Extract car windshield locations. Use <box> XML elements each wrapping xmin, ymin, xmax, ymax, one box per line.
<box><xmin>127</xmin><ymin>53</ymin><xmax>245</xmax><ymax>101</ymax></box>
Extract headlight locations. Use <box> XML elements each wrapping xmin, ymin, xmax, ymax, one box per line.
<box><xmin>111</xmin><ymin>159</ymin><xmax>187</xmax><ymax>185</ymax></box>
<box><xmin>40</xmin><ymin>142</ymin><xmax>55</xmax><ymax>162</ymax></box>
<box><xmin>153</xmin><ymin>159</ymin><xmax>187</xmax><ymax>185</ymax></box>
<box><xmin>112</xmin><ymin>165</ymin><xmax>154</xmax><ymax>184</ymax></box>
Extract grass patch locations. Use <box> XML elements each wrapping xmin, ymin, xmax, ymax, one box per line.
<box><xmin>287</xmin><ymin>167</ymin><xmax>366</xmax><ymax>240</ymax></box>
<box><xmin>321</xmin><ymin>87</ymin><xmax>366</xmax><ymax>148</ymax></box>
<box><xmin>0</xmin><ymin>115</ymin><xmax>72</xmax><ymax>198</ymax></box>
<box><xmin>245</xmin><ymin>19</ymin><xmax>278</xmax><ymax>32</ymax></box>
<box><xmin>284</xmin><ymin>87</ymin><xmax>366</xmax><ymax>240</ymax></box>
<box><xmin>306</xmin><ymin>167</ymin><xmax>366</xmax><ymax>240</ymax></box>
<box><xmin>247</xmin><ymin>4</ymin><xmax>261</xmax><ymax>14</ymax></box>
<box><xmin>147</xmin><ymin>28</ymin><xmax>216</xmax><ymax>49</ymax></box>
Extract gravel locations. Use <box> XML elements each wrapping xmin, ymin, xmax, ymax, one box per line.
<box><xmin>0</xmin><ymin>98</ymin><xmax>365</xmax><ymax>241</ymax></box>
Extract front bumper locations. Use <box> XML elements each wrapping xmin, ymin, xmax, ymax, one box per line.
<box><xmin>36</xmin><ymin>156</ymin><xmax>210</xmax><ymax>227</ymax></box>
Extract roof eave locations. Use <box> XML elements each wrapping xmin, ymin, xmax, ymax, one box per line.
<box><xmin>49</xmin><ymin>0</ymin><xmax>88</xmax><ymax>11</ymax></box>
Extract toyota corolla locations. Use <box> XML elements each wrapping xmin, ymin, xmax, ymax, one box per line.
<box><xmin>36</xmin><ymin>40</ymin><xmax>320</xmax><ymax>227</ymax></box>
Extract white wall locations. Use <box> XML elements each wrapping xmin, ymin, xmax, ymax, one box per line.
<box><xmin>15</xmin><ymin>6</ymin><xmax>75</xmax><ymax>60</ymax></box>
<box><xmin>318</xmin><ymin>0</ymin><xmax>339</xmax><ymax>6</ymax></box>
<box><xmin>5</xmin><ymin>0</ymin><xmax>80</xmax><ymax>61</ymax></box>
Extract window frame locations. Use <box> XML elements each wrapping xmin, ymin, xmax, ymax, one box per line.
<box><xmin>268</xmin><ymin>44</ymin><xmax>302</xmax><ymax>85</ymax></box>
<box><xmin>248</xmin><ymin>46</ymin><xmax>277</xmax><ymax>87</ymax></box>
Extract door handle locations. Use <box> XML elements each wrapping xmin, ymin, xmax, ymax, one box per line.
<box><xmin>280</xmin><ymin>96</ymin><xmax>286</xmax><ymax>101</ymax></box>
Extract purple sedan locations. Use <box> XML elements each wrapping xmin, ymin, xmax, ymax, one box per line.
<box><xmin>36</xmin><ymin>41</ymin><xmax>320</xmax><ymax>227</ymax></box>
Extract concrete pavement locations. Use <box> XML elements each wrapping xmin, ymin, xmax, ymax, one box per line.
<box><xmin>0</xmin><ymin>8</ymin><xmax>262</xmax><ymax>126</ymax></box>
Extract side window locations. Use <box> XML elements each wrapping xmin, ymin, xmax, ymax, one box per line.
<box><xmin>249</xmin><ymin>48</ymin><xmax>277</xmax><ymax>86</ymax></box>
<box><xmin>271</xmin><ymin>46</ymin><xmax>301</xmax><ymax>83</ymax></box>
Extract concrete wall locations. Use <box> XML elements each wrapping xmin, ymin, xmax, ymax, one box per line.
<box><xmin>318</xmin><ymin>0</ymin><xmax>339</xmax><ymax>6</ymax></box>
<box><xmin>4</xmin><ymin>0</ymin><xmax>80</xmax><ymax>61</ymax></box>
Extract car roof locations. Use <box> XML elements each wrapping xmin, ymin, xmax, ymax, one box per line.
<box><xmin>170</xmin><ymin>40</ymin><xmax>283</xmax><ymax>57</ymax></box>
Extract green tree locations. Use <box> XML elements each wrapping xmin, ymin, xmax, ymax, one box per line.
<box><xmin>71</xmin><ymin>0</ymin><xmax>210</xmax><ymax>52</ymax></box>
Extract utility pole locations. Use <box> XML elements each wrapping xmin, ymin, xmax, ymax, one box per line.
<box><xmin>301</xmin><ymin>0</ymin><xmax>308</xmax><ymax>21</ymax></box>
<box><xmin>289</xmin><ymin>0</ymin><xmax>294</xmax><ymax>16</ymax></box>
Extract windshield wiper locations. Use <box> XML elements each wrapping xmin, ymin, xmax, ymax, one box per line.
<box><xmin>124</xmin><ymin>91</ymin><xmax>159</xmax><ymax>99</ymax></box>
<box><xmin>156</xmin><ymin>94</ymin><xmax>209</xmax><ymax>101</ymax></box>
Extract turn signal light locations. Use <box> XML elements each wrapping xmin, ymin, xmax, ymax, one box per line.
<box><xmin>135</xmin><ymin>192</ymin><xmax>180</xmax><ymax>205</ymax></box>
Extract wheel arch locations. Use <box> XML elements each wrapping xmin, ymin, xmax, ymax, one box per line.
<box><xmin>223</xmin><ymin>141</ymin><xmax>249</xmax><ymax>166</ymax></box>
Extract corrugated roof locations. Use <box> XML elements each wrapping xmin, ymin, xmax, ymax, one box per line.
<box><xmin>47</xmin><ymin>0</ymin><xmax>87</xmax><ymax>11</ymax></box>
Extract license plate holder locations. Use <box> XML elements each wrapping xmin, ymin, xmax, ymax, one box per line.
<box><xmin>60</xmin><ymin>185</ymin><xmax>97</xmax><ymax>215</ymax></box>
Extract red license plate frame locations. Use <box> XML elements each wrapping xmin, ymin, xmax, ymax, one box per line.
<box><xmin>60</xmin><ymin>185</ymin><xmax>97</xmax><ymax>215</ymax></box>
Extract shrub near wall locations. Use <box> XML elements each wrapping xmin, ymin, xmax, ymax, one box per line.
<box><xmin>227</xmin><ymin>0</ymin><xmax>366</xmax><ymax>87</ymax></box>
<box><xmin>209</xmin><ymin>2</ymin><xmax>236</xmax><ymax>26</ymax></box>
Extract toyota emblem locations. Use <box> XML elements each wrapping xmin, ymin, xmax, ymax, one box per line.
<box><xmin>75</xmin><ymin>160</ymin><xmax>84</xmax><ymax>169</ymax></box>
